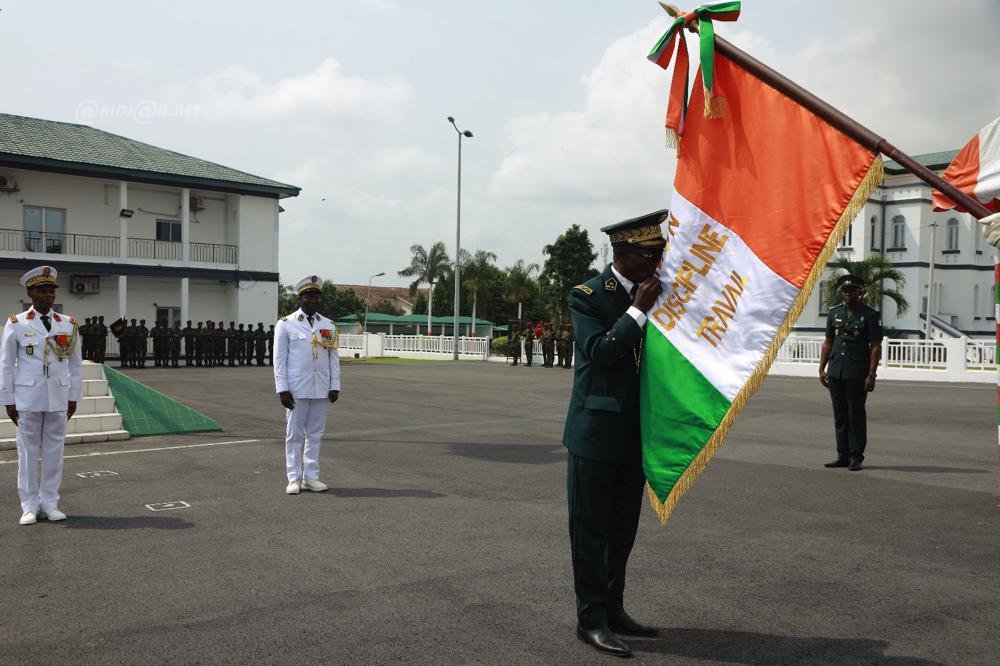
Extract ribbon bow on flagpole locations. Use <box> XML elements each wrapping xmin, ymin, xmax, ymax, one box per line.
<box><xmin>647</xmin><ymin>1</ymin><xmax>741</xmax><ymax>150</ymax></box>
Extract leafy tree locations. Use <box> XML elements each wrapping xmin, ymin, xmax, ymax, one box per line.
<box><xmin>399</xmin><ymin>241</ymin><xmax>451</xmax><ymax>331</ymax></box>
<box><xmin>822</xmin><ymin>254</ymin><xmax>908</xmax><ymax>314</ymax></box>
<box><xmin>368</xmin><ymin>297</ymin><xmax>403</xmax><ymax>316</ymax></box>
<box><xmin>504</xmin><ymin>259</ymin><xmax>540</xmax><ymax>321</ymax></box>
<box><xmin>460</xmin><ymin>249</ymin><xmax>499</xmax><ymax>334</ymax></box>
<box><xmin>278</xmin><ymin>281</ymin><xmax>299</xmax><ymax>317</ymax></box>
<box><xmin>320</xmin><ymin>283</ymin><xmax>364</xmax><ymax>320</ymax></box>
<box><xmin>542</xmin><ymin>224</ymin><xmax>598</xmax><ymax>321</ymax></box>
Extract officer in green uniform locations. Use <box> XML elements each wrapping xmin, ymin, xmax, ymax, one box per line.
<box><xmin>95</xmin><ymin>315</ymin><xmax>108</xmax><ymax>363</ymax></box>
<box><xmin>80</xmin><ymin>317</ymin><xmax>93</xmax><ymax>361</ymax></box>
<box><xmin>522</xmin><ymin>324</ymin><xmax>535</xmax><ymax>367</ymax></box>
<box><xmin>541</xmin><ymin>325</ymin><xmax>555</xmax><ymax>367</ymax></box>
<box><xmin>266</xmin><ymin>324</ymin><xmax>275</xmax><ymax>365</ymax></box>
<box><xmin>226</xmin><ymin>322</ymin><xmax>238</xmax><ymax>366</ymax></box>
<box><xmin>194</xmin><ymin>322</ymin><xmax>206</xmax><ymax>366</ymax></box>
<box><xmin>123</xmin><ymin>319</ymin><xmax>137</xmax><ymax>367</ymax></box>
<box><xmin>181</xmin><ymin>321</ymin><xmax>195</xmax><ymax>366</ymax></box>
<box><xmin>508</xmin><ymin>327</ymin><xmax>520</xmax><ymax>366</ymax></box>
<box><xmin>168</xmin><ymin>322</ymin><xmax>181</xmax><ymax>367</ymax></box>
<box><xmin>561</xmin><ymin>328</ymin><xmax>575</xmax><ymax>368</ymax></box>
<box><xmin>215</xmin><ymin>321</ymin><xmax>226</xmax><ymax>367</ymax></box>
<box><xmin>236</xmin><ymin>324</ymin><xmax>247</xmax><ymax>366</ymax></box>
<box><xmin>819</xmin><ymin>274</ymin><xmax>882</xmax><ymax>471</ymax></box>
<box><xmin>244</xmin><ymin>323</ymin><xmax>255</xmax><ymax>365</ymax></box>
<box><xmin>254</xmin><ymin>323</ymin><xmax>267</xmax><ymax>365</ymax></box>
<box><xmin>136</xmin><ymin>319</ymin><xmax>150</xmax><ymax>368</ymax></box>
<box><xmin>150</xmin><ymin>321</ymin><xmax>165</xmax><ymax>367</ymax></box>
<box><xmin>563</xmin><ymin>210</ymin><xmax>666</xmax><ymax>657</ymax></box>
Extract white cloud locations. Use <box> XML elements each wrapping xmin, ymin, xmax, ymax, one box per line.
<box><xmin>364</xmin><ymin>146</ymin><xmax>443</xmax><ymax>178</ymax></box>
<box><xmin>169</xmin><ymin>58</ymin><xmax>411</xmax><ymax>124</ymax></box>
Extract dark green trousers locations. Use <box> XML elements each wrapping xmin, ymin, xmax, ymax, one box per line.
<box><xmin>567</xmin><ymin>452</ymin><xmax>645</xmax><ymax>630</ymax></box>
<box><xmin>828</xmin><ymin>377</ymin><xmax>869</xmax><ymax>461</ymax></box>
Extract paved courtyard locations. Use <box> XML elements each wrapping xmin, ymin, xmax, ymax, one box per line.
<box><xmin>0</xmin><ymin>361</ymin><xmax>997</xmax><ymax>664</ymax></box>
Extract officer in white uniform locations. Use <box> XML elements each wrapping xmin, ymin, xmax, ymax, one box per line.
<box><xmin>1</xmin><ymin>266</ymin><xmax>83</xmax><ymax>525</ymax></box>
<box><xmin>273</xmin><ymin>275</ymin><xmax>341</xmax><ymax>495</ymax></box>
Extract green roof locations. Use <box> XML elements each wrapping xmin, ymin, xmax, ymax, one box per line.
<box><xmin>883</xmin><ymin>150</ymin><xmax>959</xmax><ymax>175</ymax></box>
<box><xmin>337</xmin><ymin>313</ymin><xmax>494</xmax><ymax>326</ymax></box>
<box><xmin>0</xmin><ymin>113</ymin><xmax>299</xmax><ymax>198</ymax></box>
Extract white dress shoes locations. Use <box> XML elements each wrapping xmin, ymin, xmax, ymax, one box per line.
<box><xmin>302</xmin><ymin>479</ymin><xmax>328</xmax><ymax>492</ymax></box>
<box><xmin>285</xmin><ymin>480</ymin><xmax>301</xmax><ymax>495</ymax></box>
<box><xmin>19</xmin><ymin>511</ymin><xmax>37</xmax><ymax>525</ymax></box>
<box><xmin>40</xmin><ymin>508</ymin><xmax>67</xmax><ymax>521</ymax></box>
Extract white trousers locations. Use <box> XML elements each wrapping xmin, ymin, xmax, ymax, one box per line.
<box><xmin>16</xmin><ymin>411</ymin><xmax>67</xmax><ymax>513</ymax></box>
<box><xmin>284</xmin><ymin>398</ymin><xmax>328</xmax><ymax>482</ymax></box>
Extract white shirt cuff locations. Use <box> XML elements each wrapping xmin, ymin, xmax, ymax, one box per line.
<box><xmin>626</xmin><ymin>306</ymin><xmax>647</xmax><ymax>328</ymax></box>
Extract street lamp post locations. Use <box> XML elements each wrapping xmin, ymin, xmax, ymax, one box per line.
<box><xmin>363</xmin><ymin>271</ymin><xmax>385</xmax><ymax>335</ymax></box>
<box><xmin>448</xmin><ymin>116</ymin><xmax>473</xmax><ymax>360</ymax></box>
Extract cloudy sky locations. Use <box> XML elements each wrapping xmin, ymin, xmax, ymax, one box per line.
<box><xmin>2</xmin><ymin>0</ymin><xmax>998</xmax><ymax>286</ymax></box>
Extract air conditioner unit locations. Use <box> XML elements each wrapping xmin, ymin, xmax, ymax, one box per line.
<box><xmin>70</xmin><ymin>275</ymin><xmax>100</xmax><ymax>295</ymax></box>
<box><xmin>0</xmin><ymin>175</ymin><xmax>17</xmax><ymax>191</ymax></box>
<box><xmin>189</xmin><ymin>196</ymin><xmax>206</xmax><ymax>211</ymax></box>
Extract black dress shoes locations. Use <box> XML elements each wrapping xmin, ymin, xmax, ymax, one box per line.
<box><xmin>609</xmin><ymin>611</ymin><xmax>659</xmax><ymax>637</ymax></box>
<box><xmin>848</xmin><ymin>458</ymin><xmax>863</xmax><ymax>471</ymax></box>
<box><xmin>576</xmin><ymin>625</ymin><xmax>632</xmax><ymax>658</ymax></box>
<box><xmin>824</xmin><ymin>458</ymin><xmax>849</xmax><ymax>468</ymax></box>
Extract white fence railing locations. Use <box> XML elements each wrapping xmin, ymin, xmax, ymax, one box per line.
<box><xmin>337</xmin><ymin>333</ymin><xmax>490</xmax><ymax>360</ymax></box>
<box><xmin>771</xmin><ymin>335</ymin><xmax>996</xmax><ymax>383</ymax></box>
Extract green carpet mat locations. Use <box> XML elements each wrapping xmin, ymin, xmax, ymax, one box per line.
<box><xmin>103</xmin><ymin>366</ymin><xmax>221</xmax><ymax>436</ymax></box>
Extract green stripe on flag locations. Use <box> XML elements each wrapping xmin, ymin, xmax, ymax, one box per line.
<box><xmin>640</xmin><ymin>329</ymin><xmax>731</xmax><ymax>503</ymax></box>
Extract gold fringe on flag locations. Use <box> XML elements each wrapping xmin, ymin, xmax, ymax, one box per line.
<box><xmin>704</xmin><ymin>94</ymin><xmax>728</xmax><ymax>119</ymax></box>
<box><xmin>646</xmin><ymin>155</ymin><xmax>885</xmax><ymax>525</ymax></box>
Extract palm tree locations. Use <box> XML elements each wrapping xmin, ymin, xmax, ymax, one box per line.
<box><xmin>399</xmin><ymin>241</ymin><xmax>451</xmax><ymax>333</ymax></box>
<box><xmin>822</xmin><ymin>254</ymin><xmax>909</xmax><ymax>314</ymax></box>
<box><xmin>460</xmin><ymin>249</ymin><xmax>498</xmax><ymax>335</ymax></box>
<box><xmin>504</xmin><ymin>259</ymin><xmax>540</xmax><ymax>320</ymax></box>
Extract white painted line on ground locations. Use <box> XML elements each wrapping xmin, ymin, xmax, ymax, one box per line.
<box><xmin>76</xmin><ymin>470</ymin><xmax>120</xmax><ymax>478</ymax></box>
<box><xmin>145</xmin><ymin>500</ymin><xmax>191</xmax><ymax>512</ymax></box>
<box><xmin>0</xmin><ymin>439</ymin><xmax>260</xmax><ymax>465</ymax></box>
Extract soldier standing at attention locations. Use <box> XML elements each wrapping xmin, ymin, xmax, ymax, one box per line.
<box><xmin>819</xmin><ymin>274</ymin><xmax>882</xmax><ymax>471</ymax></box>
<box><xmin>244</xmin><ymin>323</ymin><xmax>255</xmax><ymax>365</ymax></box>
<box><xmin>563</xmin><ymin>211</ymin><xmax>667</xmax><ymax>657</ymax></box>
<box><xmin>123</xmin><ymin>319</ymin><xmax>138</xmax><ymax>368</ymax></box>
<box><xmin>95</xmin><ymin>316</ymin><xmax>107</xmax><ymax>363</ymax></box>
<box><xmin>273</xmin><ymin>275</ymin><xmax>340</xmax><ymax>495</ymax></box>
<box><xmin>194</xmin><ymin>322</ymin><xmax>205</xmax><ymax>366</ymax></box>
<box><xmin>136</xmin><ymin>319</ymin><xmax>150</xmax><ymax>368</ymax></box>
<box><xmin>522</xmin><ymin>324</ymin><xmax>535</xmax><ymax>367</ymax></box>
<box><xmin>255</xmin><ymin>323</ymin><xmax>267</xmax><ymax>366</ymax></box>
<box><xmin>266</xmin><ymin>324</ymin><xmax>275</xmax><ymax>365</ymax></box>
<box><xmin>226</xmin><ymin>322</ymin><xmax>237</xmax><ymax>366</ymax></box>
<box><xmin>508</xmin><ymin>327</ymin><xmax>520</xmax><ymax>366</ymax></box>
<box><xmin>181</xmin><ymin>321</ymin><xmax>194</xmax><ymax>366</ymax></box>
<box><xmin>150</xmin><ymin>321</ymin><xmax>164</xmax><ymax>367</ymax></box>
<box><xmin>81</xmin><ymin>318</ymin><xmax>93</xmax><ymax>361</ymax></box>
<box><xmin>236</xmin><ymin>324</ymin><xmax>247</xmax><ymax>366</ymax></box>
<box><xmin>1</xmin><ymin>266</ymin><xmax>82</xmax><ymax>525</ymax></box>
<box><xmin>541</xmin><ymin>325</ymin><xmax>555</xmax><ymax>368</ymax></box>
<box><xmin>169</xmin><ymin>322</ymin><xmax>181</xmax><ymax>367</ymax></box>
<box><xmin>215</xmin><ymin>321</ymin><xmax>226</xmax><ymax>367</ymax></box>
<box><xmin>561</xmin><ymin>328</ymin><xmax>575</xmax><ymax>368</ymax></box>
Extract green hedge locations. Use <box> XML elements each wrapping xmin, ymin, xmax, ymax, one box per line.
<box><xmin>491</xmin><ymin>336</ymin><xmax>508</xmax><ymax>353</ymax></box>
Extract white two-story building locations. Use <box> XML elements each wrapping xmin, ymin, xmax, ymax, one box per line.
<box><xmin>0</xmin><ymin>113</ymin><xmax>299</xmax><ymax>328</ymax></box>
<box><xmin>795</xmin><ymin>151</ymin><xmax>995</xmax><ymax>339</ymax></box>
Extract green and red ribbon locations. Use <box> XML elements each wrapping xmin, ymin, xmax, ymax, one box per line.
<box><xmin>647</xmin><ymin>1</ymin><xmax>741</xmax><ymax>145</ymax></box>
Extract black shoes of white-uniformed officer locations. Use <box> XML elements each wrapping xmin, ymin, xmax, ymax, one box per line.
<box><xmin>576</xmin><ymin>625</ymin><xmax>632</xmax><ymax>658</ymax></box>
<box><xmin>848</xmin><ymin>458</ymin><xmax>863</xmax><ymax>471</ymax></box>
<box><xmin>609</xmin><ymin>611</ymin><xmax>659</xmax><ymax>637</ymax></box>
<box><xmin>824</xmin><ymin>458</ymin><xmax>849</xmax><ymax>468</ymax></box>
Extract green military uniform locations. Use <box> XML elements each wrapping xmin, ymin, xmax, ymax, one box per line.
<box><xmin>541</xmin><ymin>327</ymin><xmax>556</xmax><ymax>367</ymax></box>
<box><xmin>168</xmin><ymin>324</ymin><xmax>181</xmax><ymax>367</ymax></box>
<box><xmin>194</xmin><ymin>323</ymin><xmax>205</xmax><ymax>366</ymax></box>
<box><xmin>508</xmin><ymin>328</ymin><xmax>521</xmax><ymax>366</ymax></box>
<box><xmin>254</xmin><ymin>323</ymin><xmax>266</xmax><ymax>365</ymax></box>
<box><xmin>244</xmin><ymin>324</ymin><xmax>254</xmax><ymax>365</ymax></box>
<box><xmin>226</xmin><ymin>323</ymin><xmax>238</xmax><ymax>366</ymax></box>
<box><xmin>150</xmin><ymin>322</ymin><xmax>165</xmax><ymax>367</ymax></box>
<box><xmin>95</xmin><ymin>316</ymin><xmax>108</xmax><ymax>363</ymax></box>
<box><xmin>215</xmin><ymin>321</ymin><xmax>227</xmax><ymax>367</ymax></box>
<box><xmin>136</xmin><ymin>320</ymin><xmax>149</xmax><ymax>368</ymax></box>
<box><xmin>563</xmin><ymin>211</ymin><xmax>667</xmax><ymax>639</ymax></box>
<box><xmin>266</xmin><ymin>325</ymin><xmax>275</xmax><ymax>365</ymax></box>
<box><xmin>80</xmin><ymin>318</ymin><xmax>93</xmax><ymax>361</ymax></box>
<box><xmin>182</xmin><ymin>321</ymin><xmax>195</xmax><ymax>366</ymax></box>
<box><xmin>122</xmin><ymin>320</ymin><xmax>137</xmax><ymax>367</ymax></box>
<box><xmin>561</xmin><ymin>329</ymin><xmax>574</xmax><ymax>368</ymax></box>
<box><xmin>235</xmin><ymin>324</ymin><xmax>246</xmax><ymax>365</ymax></box>
<box><xmin>824</xmin><ymin>283</ymin><xmax>882</xmax><ymax>465</ymax></box>
<box><xmin>522</xmin><ymin>326</ymin><xmax>535</xmax><ymax>367</ymax></box>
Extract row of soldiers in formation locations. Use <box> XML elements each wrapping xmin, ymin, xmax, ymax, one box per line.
<box><xmin>79</xmin><ymin>317</ymin><xmax>274</xmax><ymax>368</ymax></box>
<box><xmin>509</xmin><ymin>325</ymin><xmax>574</xmax><ymax>368</ymax></box>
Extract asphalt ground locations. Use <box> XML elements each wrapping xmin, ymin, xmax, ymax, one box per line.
<box><xmin>0</xmin><ymin>361</ymin><xmax>998</xmax><ymax>665</ymax></box>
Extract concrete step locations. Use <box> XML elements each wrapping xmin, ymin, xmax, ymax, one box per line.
<box><xmin>82</xmin><ymin>362</ymin><xmax>105</xmax><ymax>380</ymax></box>
<box><xmin>83</xmin><ymin>379</ymin><xmax>109</xmax><ymax>398</ymax></box>
<box><xmin>0</xmin><ymin>412</ymin><xmax>122</xmax><ymax>439</ymax></box>
<box><xmin>0</xmin><ymin>429</ymin><xmax>131</xmax><ymax>451</ymax></box>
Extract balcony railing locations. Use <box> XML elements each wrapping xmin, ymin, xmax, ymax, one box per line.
<box><xmin>0</xmin><ymin>228</ymin><xmax>237</xmax><ymax>264</ymax></box>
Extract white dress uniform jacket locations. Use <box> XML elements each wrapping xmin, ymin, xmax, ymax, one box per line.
<box><xmin>1</xmin><ymin>308</ymin><xmax>83</xmax><ymax>411</ymax></box>
<box><xmin>273</xmin><ymin>309</ymin><xmax>340</xmax><ymax>398</ymax></box>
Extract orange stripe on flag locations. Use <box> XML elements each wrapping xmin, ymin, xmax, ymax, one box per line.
<box><xmin>673</xmin><ymin>56</ymin><xmax>877</xmax><ymax>288</ymax></box>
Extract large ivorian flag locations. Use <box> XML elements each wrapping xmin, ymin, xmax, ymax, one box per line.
<box><xmin>641</xmin><ymin>53</ymin><xmax>884</xmax><ymax>523</ymax></box>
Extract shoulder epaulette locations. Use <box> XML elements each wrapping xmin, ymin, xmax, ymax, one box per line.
<box><xmin>573</xmin><ymin>284</ymin><xmax>594</xmax><ymax>295</ymax></box>
<box><xmin>8</xmin><ymin>313</ymin><xmax>17</xmax><ymax>324</ymax></box>
<box><xmin>280</xmin><ymin>316</ymin><xmax>287</xmax><ymax>322</ymax></box>
<box><xmin>69</xmin><ymin>316</ymin><xmax>77</xmax><ymax>324</ymax></box>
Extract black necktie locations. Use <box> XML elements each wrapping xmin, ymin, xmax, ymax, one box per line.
<box><xmin>629</xmin><ymin>285</ymin><xmax>638</xmax><ymax>301</ymax></box>
<box><xmin>40</xmin><ymin>314</ymin><xmax>51</xmax><ymax>332</ymax></box>
<box><xmin>307</xmin><ymin>315</ymin><xmax>313</xmax><ymax>327</ymax></box>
